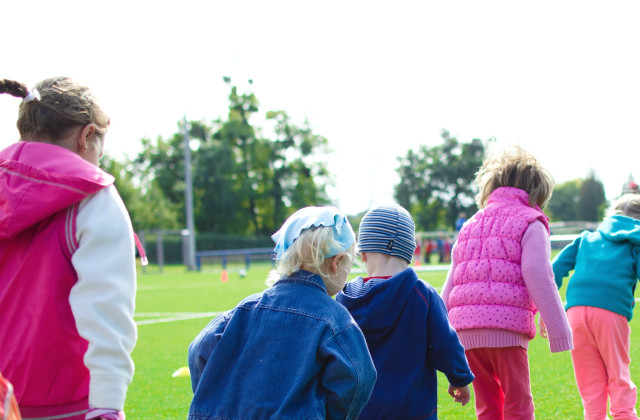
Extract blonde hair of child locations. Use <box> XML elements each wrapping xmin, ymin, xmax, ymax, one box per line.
<box><xmin>266</xmin><ymin>226</ymin><xmax>356</xmax><ymax>289</ymax></box>
<box><xmin>608</xmin><ymin>193</ymin><xmax>640</xmax><ymax>220</ymax></box>
<box><xmin>0</xmin><ymin>77</ymin><xmax>110</xmax><ymax>143</ymax></box>
<box><xmin>474</xmin><ymin>145</ymin><xmax>554</xmax><ymax>209</ymax></box>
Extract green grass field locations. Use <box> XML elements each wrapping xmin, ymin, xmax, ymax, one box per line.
<box><xmin>126</xmin><ymin>260</ymin><xmax>640</xmax><ymax>419</ymax></box>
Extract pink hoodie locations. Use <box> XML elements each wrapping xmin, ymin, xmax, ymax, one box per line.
<box><xmin>0</xmin><ymin>142</ymin><xmax>112</xmax><ymax>415</ymax></box>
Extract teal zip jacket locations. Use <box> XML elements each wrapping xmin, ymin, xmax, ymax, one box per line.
<box><xmin>552</xmin><ymin>215</ymin><xmax>640</xmax><ymax>321</ymax></box>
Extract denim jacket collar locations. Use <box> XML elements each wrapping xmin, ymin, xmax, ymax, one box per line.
<box><xmin>275</xmin><ymin>270</ymin><xmax>328</xmax><ymax>294</ymax></box>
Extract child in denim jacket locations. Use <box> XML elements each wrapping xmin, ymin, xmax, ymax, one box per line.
<box><xmin>188</xmin><ymin>206</ymin><xmax>376</xmax><ymax>420</ymax></box>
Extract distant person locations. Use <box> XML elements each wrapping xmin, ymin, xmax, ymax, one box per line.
<box><xmin>188</xmin><ymin>206</ymin><xmax>376</xmax><ymax>419</ymax></box>
<box><xmin>441</xmin><ymin>146</ymin><xmax>573</xmax><ymax>420</ymax></box>
<box><xmin>443</xmin><ymin>238</ymin><xmax>452</xmax><ymax>263</ymax></box>
<box><xmin>0</xmin><ymin>78</ymin><xmax>137</xmax><ymax>420</ymax></box>
<box><xmin>436</xmin><ymin>236</ymin><xmax>445</xmax><ymax>263</ymax></box>
<box><xmin>455</xmin><ymin>212</ymin><xmax>467</xmax><ymax>232</ymax></box>
<box><xmin>552</xmin><ymin>193</ymin><xmax>640</xmax><ymax>420</ymax></box>
<box><xmin>414</xmin><ymin>239</ymin><xmax>422</xmax><ymax>263</ymax></box>
<box><xmin>424</xmin><ymin>238</ymin><xmax>435</xmax><ymax>264</ymax></box>
<box><xmin>336</xmin><ymin>204</ymin><xmax>474</xmax><ymax>420</ymax></box>
<box><xmin>454</xmin><ymin>212</ymin><xmax>466</xmax><ymax>240</ymax></box>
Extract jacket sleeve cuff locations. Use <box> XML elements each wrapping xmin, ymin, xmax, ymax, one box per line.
<box><xmin>549</xmin><ymin>336</ymin><xmax>574</xmax><ymax>353</ymax></box>
<box><xmin>447</xmin><ymin>370</ymin><xmax>475</xmax><ymax>388</ymax></box>
<box><xmin>88</xmin><ymin>374</ymin><xmax>129</xmax><ymax>410</ymax></box>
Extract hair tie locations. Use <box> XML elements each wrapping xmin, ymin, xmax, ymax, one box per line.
<box><xmin>22</xmin><ymin>88</ymin><xmax>40</xmax><ymax>103</ymax></box>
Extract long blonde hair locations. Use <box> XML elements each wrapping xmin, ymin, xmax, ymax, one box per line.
<box><xmin>266</xmin><ymin>226</ymin><xmax>356</xmax><ymax>288</ymax></box>
<box><xmin>475</xmin><ymin>145</ymin><xmax>554</xmax><ymax>209</ymax></box>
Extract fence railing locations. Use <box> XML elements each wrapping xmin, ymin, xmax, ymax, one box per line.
<box><xmin>195</xmin><ymin>247</ymin><xmax>275</xmax><ymax>271</ymax></box>
<box><xmin>169</xmin><ymin>222</ymin><xmax>598</xmax><ymax>273</ymax></box>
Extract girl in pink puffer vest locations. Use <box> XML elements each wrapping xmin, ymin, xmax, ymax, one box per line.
<box><xmin>442</xmin><ymin>146</ymin><xmax>573</xmax><ymax>420</ymax></box>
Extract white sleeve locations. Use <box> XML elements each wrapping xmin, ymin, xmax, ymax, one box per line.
<box><xmin>69</xmin><ymin>185</ymin><xmax>137</xmax><ymax>410</ymax></box>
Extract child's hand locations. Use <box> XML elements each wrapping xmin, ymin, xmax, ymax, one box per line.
<box><xmin>539</xmin><ymin>316</ymin><xmax>548</xmax><ymax>339</ymax></box>
<box><xmin>448</xmin><ymin>384</ymin><xmax>471</xmax><ymax>406</ymax></box>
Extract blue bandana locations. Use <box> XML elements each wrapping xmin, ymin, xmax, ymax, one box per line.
<box><xmin>272</xmin><ymin>206</ymin><xmax>356</xmax><ymax>260</ymax></box>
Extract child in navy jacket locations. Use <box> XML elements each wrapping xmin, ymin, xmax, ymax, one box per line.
<box><xmin>337</xmin><ymin>204</ymin><xmax>473</xmax><ymax>420</ymax></box>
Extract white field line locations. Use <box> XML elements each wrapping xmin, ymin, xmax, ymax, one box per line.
<box><xmin>136</xmin><ymin>312</ymin><xmax>221</xmax><ymax>317</ymax></box>
<box><xmin>134</xmin><ymin>298</ymin><xmax>640</xmax><ymax>326</ymax></box>
<box><xmin>137</xmin><ymin>282</ymin><xmax>217</xmax><ymax>291</ymax></box>
<box><xmin>135</xmin><ymin>311</ymin><xmax>222</xmax><ymax>326</ymax></box>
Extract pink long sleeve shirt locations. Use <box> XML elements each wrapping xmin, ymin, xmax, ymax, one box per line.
<box><xmin>442</xmin><ymin>220</ymin><xmax>573</xmax><ymax>352</ymax></box>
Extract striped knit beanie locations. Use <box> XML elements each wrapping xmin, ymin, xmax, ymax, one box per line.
<box><xmin>358</xmin><ymin>204</ymin><xmax>416</xmax><ymax>263</ymax></box>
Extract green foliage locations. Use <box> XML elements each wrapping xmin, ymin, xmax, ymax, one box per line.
<box><xmin>395</xmin><ymin>130</ymin><xmax>487</xmax><ymax>230</ymax></box>
<box><xmin>578</xmin><ymin>170</ymin><xmax>606</xmax><ymax>221</ymax></box>
<box><xmin>101</xmin><ymin>154</ymin><xmax>180</xmax><ymax>231</ymax></box>
<box><xmin>266</xmin><ymin>110</ymin><xmax>331</xmax><ymax>224</ymax></box>
<box><xmin>134</xmin><ymin>135</ymin><xmax>187</xmax><ymax>219</ymax></box>
<box><xmin>547</xmin><ymin>179</ymin><xmax>582</xmax><ymax>221</ymax></box>
<box><xmin>127</xmin><ymin>82</ymin><xmax>331</xmax><ymax>236</ymax></box>
<box><xmin>548</xmin><ymin>171</ymin><xmax>606</xmax><ymax>222</ymax></box>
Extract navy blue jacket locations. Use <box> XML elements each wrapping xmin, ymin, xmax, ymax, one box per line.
<box><xmin>188</xmin><ymin>270</ymin><xmax>376</xmax><ymax>420</ymax></box>
<box><xmin>336</xmin><ymin>268</ymin><xmax>473</xmax><ymax>420</ymax></box>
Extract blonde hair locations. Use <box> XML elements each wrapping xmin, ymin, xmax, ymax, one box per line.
<box><xmin>0</xmin><ymin>77</ymin><xmax>110</xmax><ymax>143</ymax></box>
<box><xmin>266</xmin><ymin>226</ymin><xmax>356</xmax><ymax>288</ymax></box>
<box><xmin>475</xmin><ymin>145</ymin><xmax>554</xmax><ymax>209</ymax></box>
<box><xmin>608</xmin><ymin>193</ymin><xmax>640</xmax><ymax>220</ymax></box>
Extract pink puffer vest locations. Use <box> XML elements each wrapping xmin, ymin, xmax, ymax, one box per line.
<box><xmin>448</xmin><ymin>187</ymin><xmax>549</xmax><ymax>339</ymax></box>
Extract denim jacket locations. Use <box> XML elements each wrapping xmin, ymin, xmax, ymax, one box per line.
<box><xmin>188</xmin><ymin>270</ymin><xmax>377</xmax><ymax>420</ymax></box>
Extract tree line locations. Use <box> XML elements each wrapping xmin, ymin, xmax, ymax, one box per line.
<box><xmin>105</xmin><ymin>82</ymin><xmax>608</xmax><ymax>237</ymax></box>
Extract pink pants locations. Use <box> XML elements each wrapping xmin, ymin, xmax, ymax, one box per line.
<box><xmin>568</xmin><ymin>306</ymin><xmax>639</xmax><ymax>420</ymax></box>
<box><xmin>466</xmin><ymin>346</ymin><xmax>535</xmax><ymax>420</ymax></box>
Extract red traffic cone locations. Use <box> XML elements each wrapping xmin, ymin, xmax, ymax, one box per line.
<box><xmin>221</xmin><ymin>269</ymin><xmax>229</xmax><ymax>283</ymax></box>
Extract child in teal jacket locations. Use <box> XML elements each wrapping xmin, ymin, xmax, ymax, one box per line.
<box><xmin>553</xmin><ymin>193</ymin><xmax>640</xmax><ymax>420</ymax></box>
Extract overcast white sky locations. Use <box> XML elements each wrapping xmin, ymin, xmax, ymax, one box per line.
<box><xmin>2</xmin><ymin>1</ymin><xmax>638</xmax><ymax>215</ymax></box>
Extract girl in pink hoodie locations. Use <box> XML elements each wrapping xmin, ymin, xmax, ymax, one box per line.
<box><xmin>442</xmin><ymin>146</ymin><xmax>573</xmax><ymax>420</ymax></box>
<box><xmin>0</xmin><ymin>78</ymin><xmax>137</xmax><ymax>420</ymax></box>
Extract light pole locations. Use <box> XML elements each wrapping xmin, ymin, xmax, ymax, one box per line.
<box><xmin>183</xmin><ymin>116</ymin><xmax>197</xmax><ymax>270</ymax></box>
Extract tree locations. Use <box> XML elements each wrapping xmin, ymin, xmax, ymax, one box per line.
<box><xmin>132</xmin><ymin>134</ymin><xmax>187</xmax><ymax>225</ymax></box>
<box><xmin>547</xmin><ymin>179</ymin><xmax>581</xmax><ymax>222</ymax></box>
<box><xmin>578</xmin><ymin>170</ymin><xmax>606</xmax><ymax>221</ymax></box>
<box><xmin>547</xmin><ymin>172</ymin><xmax>606</xmax><ymax>222</ymax></box>
<box><xmin>218</xmin><ymin>84</ymin><xmax>261</xmax><ymax>233</ymax></box>
<box><xmin>102</xmin><ymin>154</ymin><xmax>180</xmax><ymax>231</ymax></box>
<box><xmin>395</xmin><ymin>130</ymin><xmax>487</xmax><ymax>231</ymax></box>
<box><xmin>129</xmin><ymin>81</ymin><xmax>332</xmax><ymax>235</ymax></box>
<box><xmin>192</xmin><ymin>121</ymin><xmax>243</xmax><ymax>234</ymax></box>
<box><xmin>264</xmin><ymin>110</ymin><xmax>331</xmax><ymax>229</ymax></box>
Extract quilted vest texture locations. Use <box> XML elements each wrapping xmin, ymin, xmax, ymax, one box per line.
<box><xmin>448</xmin><ymin>187</ymin><xmax>549</xmax><ymax>339</ymax></box>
